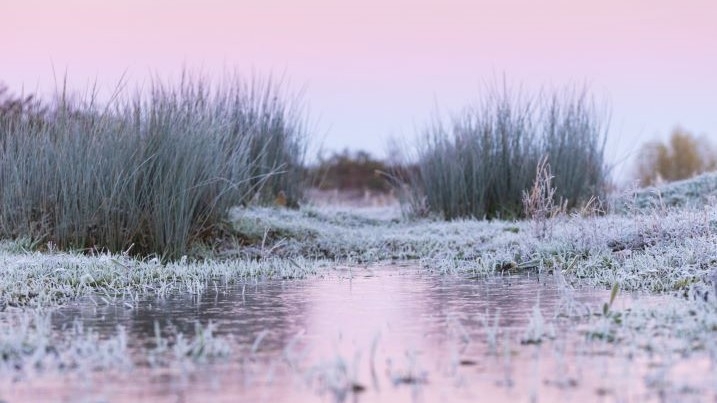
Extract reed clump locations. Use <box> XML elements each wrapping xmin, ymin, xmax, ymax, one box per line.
<box><xmin>0</xmin><ymin>75</ymin><xmax>307</xmax><ymax>259</ymax></box>
<box><xmin>403</xmin><ymin>83</ymin><xmax>608</xmax><ymax>219</ymax></box>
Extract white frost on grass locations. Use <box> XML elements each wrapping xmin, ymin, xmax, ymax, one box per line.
<box><xmin>230</xmin><ymin>194</ymin><xmax>717</xmax><ymax>295</ymax></box>
<box><xmin>2</xmin><ymin>172</ymin><xmax>717</xmax><ymax>394</ymax></box>
<box><xmin>2</xmin><ymin>177</ymin><xmax>717</xmax><ymax>311</ymax></box>
<box><xmin>611</xmin><ymin>171</ymin><xmax>717</xmax><ymax>212</ymax></box>
<box><xmin>0</xmin><ymin>251</ymin><xmax>329</xmax><ymax>309</ymax></box>
<box><xmin>0</xmin><ymin>312</ymin><xmax>131</xmax><ymax>376</ymax></box>
<box><xmin>231</xmin><ymin>205</ymin><xmax>525</xmax><ymax>268</ymax></box>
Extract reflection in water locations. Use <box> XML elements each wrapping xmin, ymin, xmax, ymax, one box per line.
<box><xmin>1</xmin><ymin>267</ymin><xmax>711</xmax><ymax>402</ymax></box>
<box><xmin>50</xmin><ymin>278</ymin><xmax>312</xmax><ymax>354</ymax></box>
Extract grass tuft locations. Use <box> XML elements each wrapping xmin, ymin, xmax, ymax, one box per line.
<box><xmin>402</xmin><ymin>82</ymin><xmax>608</xmax><ymax>219</ymax></box>
<box><xmin>0</xmin><ymin>74</ymin><xmax>307</xmax><ymax>259</ymax></box>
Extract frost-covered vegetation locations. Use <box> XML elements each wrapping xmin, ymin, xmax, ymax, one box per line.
<box><xmin>2</xmin><ymin>78</ymin><xmax>717</xmax><ymax>401</ymax></box>
<box><xmin>0</xmin><ymin>169</ymin><xmax>716</xmax><ymax>306</ymax></box>
<box><xmin>1</xmin><ymin>172</ymin><xmax>717</xmax><ymax>400</ymax></box>
<box><xmin>613</xmin><ymin>170</ymin><xmax>717</xmax><ymax>212</ymax></box>
<box><xmin>0</xmin><ymin>76</ymin><xmax>306</xmax><ymax>260</ymax></box>
<box><xmin>0</xmin><ymin>244</ymin><xmax>327</xmax><ymax>310</ymax></box>
<box><xmin>229</xmin><ymin>197</ymin><xmax>717</xmax><ymax>295</ymax></box>
<box><xmin>401</xmin><ymin>84</ymin><xmax>607</xmax><ymax>219</ymax></box>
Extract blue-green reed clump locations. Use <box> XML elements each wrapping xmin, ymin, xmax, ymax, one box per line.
<box><xmin>404</xmin><ymin>84</ymin><xmax>608</xmax><ymax>219</ymax></box>
<box><xmin>0</xmin><ymin>75</ymin><xmax>306</xmax><ymax>259</ymax></box>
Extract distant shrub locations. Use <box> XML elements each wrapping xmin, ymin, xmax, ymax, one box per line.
<box><xmin>402</xmin><ymin>83</ymin><xmax>608</xmax><ymax>219</ymax></box>
<box><xmin>309</xmin><ymin>149</ymin><xmax>392</xmax><ymax>192</ymax></box>
<box><xmin>634</xmin><ymin>129</ymin><xmax>717</xmax><ymax>187</ymax></box>
<box><xmin>0</xmin><ymin>75</ymin><xmax>307</xmax><ymax>259</ymax></box>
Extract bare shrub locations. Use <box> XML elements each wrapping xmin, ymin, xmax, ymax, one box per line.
<box><xmin>522</xmin><ymin>156</ymin><xmax>566</xmax><ymax>238</ymax></box>
<box><xmin>308</xmin><ymin>149</ymin><xmax>393</xmax><ymax>193</ymax></box>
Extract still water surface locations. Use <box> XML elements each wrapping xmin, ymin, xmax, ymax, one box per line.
<box><xmin>2</xmin><ymin>266</ymin><xmax>709</xmax><ymax>402</ymax></box>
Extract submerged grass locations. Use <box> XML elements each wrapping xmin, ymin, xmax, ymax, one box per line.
<box><xmin>0</xmin><ymin>311</ymin><xmax>232</xmax><ymax>379</ymax></box>
<box><xmin>0</xmin><ymin>75</ymin><xmax>307</xmax><ymax>260</ymax></box>
<box><xmin>0</xmin><ymin>312</ymin><xmax>132</xmax><ymax>375</ymax></box>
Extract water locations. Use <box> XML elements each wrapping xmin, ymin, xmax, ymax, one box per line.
<box><xmin>1</xmin><ymin>267</ymin><xmax>711</xmax><ymax>402</ymax></box>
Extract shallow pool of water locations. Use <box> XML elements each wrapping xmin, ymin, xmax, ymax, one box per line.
<box><xmin>1</xmin><ymin>266</ymin><xmax>714</xmax><ymax>402</ymax></box>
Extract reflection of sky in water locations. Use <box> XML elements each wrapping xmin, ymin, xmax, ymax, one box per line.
<box><xmin>52</xmin><ymin>269</ymin><xmax>604</xmax><ymax>353</ymax></box>
<box><xmin>13</xmin><ymin>268</ymin><xmax>708</xmax><ymax>402</ymax></box>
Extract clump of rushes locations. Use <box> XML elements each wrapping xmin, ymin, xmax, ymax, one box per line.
<box><xmin>403</xmin><ymin>82</ymin><xmax>608</xmax><ymax>219</ymax></box>
<box><xmin>0</xmin><ymin>74</ymin><xmax>307</xmax><ymax>259</ymax></box>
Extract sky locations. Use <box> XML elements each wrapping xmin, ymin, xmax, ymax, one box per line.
<box><xmin>2</xmin><ymin>0</ymin><xmax>716</xmax><ymax>181</ymax></box>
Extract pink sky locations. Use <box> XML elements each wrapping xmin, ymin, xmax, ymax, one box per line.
<box><xmin>3</xmin><ymin>0</ymin><xmax>716</xmax><ymax>179</ymax></box>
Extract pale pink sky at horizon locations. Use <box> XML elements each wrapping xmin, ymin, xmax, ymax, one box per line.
<box><xmin>2</xmin><ymin>0</ymin><xmax>716</xmax><ymax>180</ymax></box>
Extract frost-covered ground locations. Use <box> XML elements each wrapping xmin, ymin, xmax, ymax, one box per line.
<box><xmin>613</xmin><ymin>171</ymin><xmax>717</xmax><ymax>212</ymax></box>
<box><xmin>231</xmin><ymin>194</ymin><xmax>717</xmax><ymax>294</ymax></box>
<box><xmin>2</xmin><ymin>174</ymin><xmax>717</xmax><ymax>400</ymax></box>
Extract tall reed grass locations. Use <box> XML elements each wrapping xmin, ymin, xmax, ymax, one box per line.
<box><xmin>403</xmin><ymin>84</ymin><xmax>607</xmax><ymax>219</ymax></box>
<box><xmin>0</xmin><ymin>75</ymin><xmax>306</xmax><ymax>259</ymax></box>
